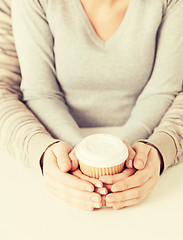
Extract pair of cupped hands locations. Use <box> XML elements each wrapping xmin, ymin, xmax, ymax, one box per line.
<box><xmin>42</xmin><ymin>140</ymin><xmax>162</xmax><ymax>211</ymax></box>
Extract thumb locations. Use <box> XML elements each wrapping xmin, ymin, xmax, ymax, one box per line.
<box><xmin>69</xmin><ymin>147</ymin><xmax>79</xmax><ymax>171</ymax></box>
<box><xmin>50</xmin><ymin>141</ymin><xmax>73</xmax><ymax>173</ymax></box>
<box><xmin>132</xmin><ymin>142</ymin><xmax>151</xmax><ymax>170</ymax></box>
<box><xmin>123</xmin><ymin>140</ymin><xmax>136</xmax><ymax>168</ymax></box>
<box><xmin>57</xmin><ymin>153</ymin><xmax>72</xmax><ymax>172</ymax></box>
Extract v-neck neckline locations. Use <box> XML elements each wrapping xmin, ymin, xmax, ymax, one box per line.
<box><xmin>75</xmin><ymin>0</ymin><xmax>133</xmax><ymax>48</ymax></box>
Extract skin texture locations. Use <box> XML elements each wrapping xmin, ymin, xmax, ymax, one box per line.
<box><xmin>42</xmin><ymin>142</ymin><xmax>104</xmax><ymax>211</ymax></box>
<box><xmin>42</xmin><ymin>141</ymin><xmax>162</xmax><ymax>210</ymax></box>
<box><xmin>80</xmin><ymin>0</ymin><xmax>130</xmax><ymax>41</ymax></box>
<box><xmin>100</xmin><ymin>142</ymin><xmax>161</xmax><ymax>210</ymax></box>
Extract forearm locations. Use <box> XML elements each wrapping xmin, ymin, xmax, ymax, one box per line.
<box><xmin>141</xmin><ymin>92</ymin><xmax>183</xmax><ymax>173</ymax></box>
<box><xmin>0</xmin><ymin>84</ymin><xmax>59</xmax><ymax>171</ymax></box>
<box><xmin>12</xmin><ymin>0</ymin><xmax>83</xmax><ymax>146</ymax></box>
<box><xmin>0</xmin><ymin>0</ymin><xmax>58</xmax><ymax>172</ymax></box>
<box><xmin>26</xmin><ymin>98</ymin><xmax>83</xmax><ymax>146</ymax></box>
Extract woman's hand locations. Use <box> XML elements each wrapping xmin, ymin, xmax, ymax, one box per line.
<box><xmin>42</xmin><ymin>141</ymin><xmax>104</xmax><ymax>211</ymax></box>
<box><xmin>99</xmin><ymin>142</ymin><xmax>162</xmax><ymax>210</ymax></box>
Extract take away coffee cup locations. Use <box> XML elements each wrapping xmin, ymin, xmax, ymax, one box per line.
<box><xmin>75</xmin><ymin>133</ymin><xmax>128</xmax><ymax>178</ymax></box>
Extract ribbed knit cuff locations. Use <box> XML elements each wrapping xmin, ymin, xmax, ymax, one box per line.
<box><xmin>27</xmin><ymin>132</ymin><xmax>60</xmax><ymax>174</ymax></box>
<box><xmin>138</xmin><ymin>131</ymin><xmax>177</xmax><ymax>174</ymax></box>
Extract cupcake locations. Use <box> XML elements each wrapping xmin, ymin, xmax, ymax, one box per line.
<box><xmin>75</xmin><ymin>133</ymin><xmax>128</xmax><ymax>178</ymax></box>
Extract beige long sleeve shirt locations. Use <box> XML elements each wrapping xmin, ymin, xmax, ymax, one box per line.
<box><xmin>0</xmin><ymin>0</ymin><xmax>59</xmax><ymax>173</ymax></box>
<box><xmin>0</xmin><ymin>0</ymin><xmax>182</xmax><ymax>173</ymax></box>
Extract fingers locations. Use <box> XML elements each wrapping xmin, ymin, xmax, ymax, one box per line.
<box><xmin>111</xmin><ymin>146</ymin><xmax>161</xmax><ymax>193</ymax></box>
<box><xmin>95</xmin><ymin>187</ymin><xmax>108</xmax><ymax>195</ymax></box>
<box><xmin>45</xmin><ymin>176</ymin><xmax>102</xmax><ymax>211</ymax></box>
<box><xmin>43</xmin><ymin>152</ymin><xmax>95</xmax><ymax>192</ymax></box>
<box><xmin>110</xmin><ymin>169</ymin><xmax>150</xmax><ymax>192</ymax></box>
<box><xmin>99</xmin><ymin>168</ymin><xmax>136</xmax><ymax>184</ymax></box>
<box><xmin>44</xmin><ymin>142</ymin><xmax>73</xmax><ymax>173</ymax></box>
<box><xmin>50</xmin><ymin>187</ymin><xmax>102</xmax><ymax>211</ymax></box>
<box><xmin>72</xmin><ymin>169</ymin><xmax>103</xmax><ymax>188</ymax></box>
<box><xmin>43</xmin><ymin>141</ymin><xmax>105</xmax><ymax>211</ymax></box>
<box><xmin>103</xmin><ymin>184</ymin><xmax>112</xmax><ymax>193</ymax></box>
<box><xmin>132</xmin><ymin>142</ymin><xmax>151</xmax><ymax>170</ymax></box>
<box><xmin>106</xmin><ymin>176</ymin><xmax>153</xmax><ymax>204</ymax></box>
<box><xmin>106</xmin><ymin>198</ymin><xmax>142</xmax><ymax>210</ymax></box>
<box><xmin>123</xmin><ymin>140</ymin><xmax>136</xmax><ymax>168</ymax></box>
<box><xmin>104</xmin><ymin>144</ymin><xmax>161</xmax><ymax>210</ymax></box>
<box><xmin>106</xmin><ymin>176</ymin><xmax>160</xmax><ymax>210</ymax></box>
<box><xmin>69</xmin><ymin>147</ymin><xmax>79</xmax><ymax>171</ymax></box>
<box><xmin>72</xmin><ymin>169</ymin><xmax>108</xmax><ymax>195</ymax></box>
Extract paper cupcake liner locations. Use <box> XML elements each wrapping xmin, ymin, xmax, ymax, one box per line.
<box><xmin>79</xmin><ymin>162</ymin><xmax>125</xmax><ymax>178</ymax></box>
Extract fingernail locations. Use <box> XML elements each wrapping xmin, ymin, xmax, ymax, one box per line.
<box><xmin>136</xmin><ymin>160</ymin><xmax>144</xmax><ymax>167</ymax></box>
<box><xmin>71</xmin><ymin>161</ymin><xmax>75</xmax><ymax>169</ymax></box>
<box><xmin>85</xmin><ymin>186</ymin><xmax>93</xmax><ymax>192</ymax></box>
<box><xmin>128</xmin><ymin>159</ymin><xmax>133</xmax><ymax>167</ymax></box>
<box><xmin>93</xmin><ymin>202</ymin><xmax>101</xmax><ymax>208</ymax></box>
<box><xmin>99</xmin><ymin>189</ymin><xmax>107</xmax><ymax>195</ymax></box>
<box><xmin>87</xmin><ymin>207</ymin><xmax>94</xmax><ymax>211</ymax></box>
<box><xmin>111</xmin><ymin>186</ymin><xmax>118</xmax><ymax>192</ymax></box>
<box><xmin>92</xmin><ymin>196</ymin><xmax>99</xmax><ymax>202</ymax></box>
<box><xmin>95</xmin><ymin>183</ymin><xmax>103</xmax><ymax>188</ymax></box>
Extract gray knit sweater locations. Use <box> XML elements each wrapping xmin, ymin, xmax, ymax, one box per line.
<box><xmin>12</xmin><ymin>0</ymin><xmax>183</xmax><ymax>146</ymax></box>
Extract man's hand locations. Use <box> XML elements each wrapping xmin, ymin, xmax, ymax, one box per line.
<box><xmin>99</xmin><ymin>142</ymin><xmax>161</xmax><ymax>210</ymax></box>
<box><xmin>42</xmin><ymin>141</ymin><xmax>104</xmax><ymax>211</ymax></box>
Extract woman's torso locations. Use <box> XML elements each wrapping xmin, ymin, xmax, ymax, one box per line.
<box><xmin>46</xmin><ymin>0</ymin><xmax>165</xmax><ymax>127</ymax></box>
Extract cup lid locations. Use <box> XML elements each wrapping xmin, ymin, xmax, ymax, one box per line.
<box><xmin>75</xmin><ymin>134</ymin><xmax>128</xmax><ymax>168</ymax></box>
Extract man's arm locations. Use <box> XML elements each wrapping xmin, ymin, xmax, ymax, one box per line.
<box><xmin>0</xmin><ymin>0</ymin><xmax>59</xmax><ymax>172</ymax></box>
<box><xmin>140</xmin><ymin>92</ymin><xmax>183</xmax><ymax>173</ymax></box>
<box><xmin>11</xmin><ymin>0</ymin><xmax>83</xmax><ymax>147</ymax></box>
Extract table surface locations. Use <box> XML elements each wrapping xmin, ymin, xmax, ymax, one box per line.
<box><xmin>0</xmin><ymin>127</ymin><xmax>183</xmax><ymax>240</ymax></box>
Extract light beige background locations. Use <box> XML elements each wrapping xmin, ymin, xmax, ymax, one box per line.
<box><xmin>0</xmin><ymin>127</ymin><xmax>183</xmax><ymax>240</ymax></box>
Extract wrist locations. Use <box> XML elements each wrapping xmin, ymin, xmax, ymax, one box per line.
<box><xmin>145</xmin><ymin>142</ymin><xmax>164</xmax><ymax>175</ymax></box>
<box><xmin>40</xmin><ymin>140</ymin><xmax>61</xmax><ymax>174</ymax></box>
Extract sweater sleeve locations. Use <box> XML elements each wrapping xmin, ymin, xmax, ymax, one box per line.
<box><xmin>0</xmin><ymin>0</ymin><xmax>59</xmax><ymax>173</ymax></box>
<box><xmin>11</xmin><ymin>0</ymin><xmax>83</xmax><ymax>146</ymax></box>
<box><xmin>119</xmin><ymin>1</ymin><xmax>183</xmax><ymax>144</ymax></box>
<box><xmin>139</xmin><ymin>92</ymin><xmax>183</xmax><ymax>173</ymax></box>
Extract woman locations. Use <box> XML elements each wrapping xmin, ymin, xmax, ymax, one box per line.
<box><xmin>8</xmin><ymin>0</ymin><xmax>183</xmax><ymax>210</ymax></box>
